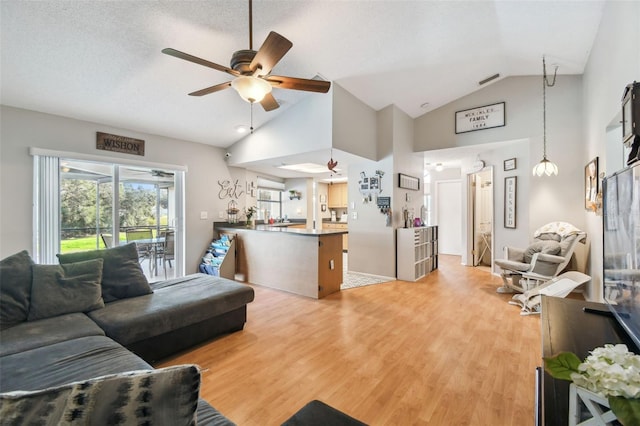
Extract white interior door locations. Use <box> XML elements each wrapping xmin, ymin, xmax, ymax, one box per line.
<box><xmin>436</xmin><ymin>180</ymin><xmax>462</xmax><ymax>255</ymax></box>
<box><xmin>472</xmin><ymin>169</ymin><xmax>493</xmax><ymax>266</ymax></box>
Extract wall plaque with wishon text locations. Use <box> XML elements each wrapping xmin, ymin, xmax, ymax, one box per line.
<box><xmin>96</xmin><ymin>132</ymin><xmax>145</xmax><ymax>156</ymax></box>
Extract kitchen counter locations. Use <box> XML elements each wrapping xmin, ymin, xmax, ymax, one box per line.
<box><xmin>254</xmin><ymin>224</ymin><xmax>347</xmax><ymax>235</ymax></box>
<box><xmin>214</xmin><ymin>223</ymin><xmax>344</xmax><ymax>299</ymax></box>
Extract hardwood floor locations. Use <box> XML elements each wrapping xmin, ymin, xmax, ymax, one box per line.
<box><xmin>157</xmin><ymin>255</ymin><xmax>542</xmax><ymax>425</ymax></box>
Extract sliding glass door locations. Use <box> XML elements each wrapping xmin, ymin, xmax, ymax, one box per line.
<box><xmin>34</xmin><ymin>152</ymin><xmax>184</xmax><ymax>282</ymax></box>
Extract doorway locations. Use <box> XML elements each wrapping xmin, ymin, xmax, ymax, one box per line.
<box><xmin>435</xmin><ymin>179</ymin><xmax>462</xmax><ymax>255</ymax></box>
<box><xmin>468</xmin><ymin>168</ymin><xmax>494</xmax><ymax>268</ymax></box>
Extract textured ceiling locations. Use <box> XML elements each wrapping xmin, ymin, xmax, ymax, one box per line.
<box><xmin>1</xmin><ymin>0</ymin><xmax>604</xmax><ymax>151</ymax></box>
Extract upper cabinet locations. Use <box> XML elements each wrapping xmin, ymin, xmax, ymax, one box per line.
<box><xmin>328</xmin><ymin>182</ymin><xmax>348</xmax><ymax>208</ymax></box>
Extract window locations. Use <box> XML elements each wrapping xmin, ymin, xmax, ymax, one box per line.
<box><xmin>257</xmin><ymin>188</ymin><xmax>282</xmax><ymax>220</ymax></box>
<box><xmin>256</xmin><ymin>177</ymin><xmax>285</xmax><ymax>221</ymax></box>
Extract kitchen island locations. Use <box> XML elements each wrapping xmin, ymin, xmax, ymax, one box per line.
<box><xmin>214</xmin><ymin>223</ymin><xmax>347</xmax><ymax>299</ymax></box>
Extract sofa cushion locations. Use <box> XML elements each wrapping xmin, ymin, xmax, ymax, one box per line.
<box><xmin>88</xmin><ymin>274</ymin><xmax>254</xmax><ymax>346</ymax></box>
<box><xmin>0</xmin><ymin>365</ymin><xmax>201</xmax><ymax>426</ymax></box>
<box><xmin>57</xmin><ymin>243</ymin><xmax>151</xmax><ymax>303</ymax></box>
<box><xmin>28</xmin><ymin>259</ymin><xmax>105</xmax><ymax>321</ymax></box>
<box><xmin>523</xmin><ymin>241</ymin><xmax>561</xmax><ymax>264</ymax></box>
<box><xmin>0</xmin><ymin>312</ymin><xmax>104</xmax><ymax>357</ymax></box>
<box><xmin>0</xmin><ymin>250</ymin><xmax>34</xmax><ymax>330</ymax></box>
<box><xmin>0</xmin><ymin>336</ymin><xmax>152</xmax><ymax>393</ymax></box>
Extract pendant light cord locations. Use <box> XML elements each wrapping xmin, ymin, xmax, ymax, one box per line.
<box><xmin>250</xmin><ymin>103</ymin><xmax>254</xmax><ymax>134</ymax></box>
<box><xmin>542</xmin><ymin>56</ymin><xmax>558</xmax><ymax>160</ymax></box>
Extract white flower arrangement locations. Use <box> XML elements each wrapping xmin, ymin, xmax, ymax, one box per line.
<box><xmin>545</xmin><ymin>343</ymin><xmax>640</xmax><ymax>425</ymax></box>
<box><xmin>571</xmin><ymin>344</ymin><xmax>640</xmax><ymax>399</ymax></box>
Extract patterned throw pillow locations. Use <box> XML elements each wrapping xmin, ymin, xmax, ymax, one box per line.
<box><xmin>57</xmin><ymin>243</ymin><xmax>151</xmax><ymax>303</ymax></box>
<box><xmin>0</xmin><ymin>365</ymin><xmax>200</xmax><ymax>426</ymax></box>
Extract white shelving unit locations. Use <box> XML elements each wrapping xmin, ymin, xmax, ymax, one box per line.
<box><xmin>397</xmin><ymin>226</ymin><xmax>438</xmax><ymax>281</ymax></box>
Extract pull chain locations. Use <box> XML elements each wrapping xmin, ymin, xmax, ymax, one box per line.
<box><xmin>250</xmin><ymin>103</ymin><xmax>254</xmax><ymax>134</ymax></box>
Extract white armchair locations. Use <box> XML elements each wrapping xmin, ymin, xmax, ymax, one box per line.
<box><xmin>494</xmin><ymin>222</ymin><xmax>587</xmax><ymax>293</ymax></box>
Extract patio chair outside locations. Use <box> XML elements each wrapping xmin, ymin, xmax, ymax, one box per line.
<box><xmin>100</xmin><ymin>233</ymin><xmax>113</xmax><ymax>249</ymax></box>
<box><xmin>126</xmin><ymin>228</ymin><xmax>153</xmax><ymax>266</ymax></box>
<box><xmin>162</xmin><ymin>230</ymin><xmax>175</xmax><ymax>279</ymax></box>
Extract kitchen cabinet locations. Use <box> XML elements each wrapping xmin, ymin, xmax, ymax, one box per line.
<box><xmin>396</xmin><ymin>226</ymin><xmax>438</xmax><ymax>281</ymax></box>
<box><xmin>323</xmin><ymin>222</ymin><xmax>348</xmax><ymax>251</ymax></box>
<box><xmin>328</xmin><ymin>183</ymin><xmax>347</xmax><ymax>208</ymax></box>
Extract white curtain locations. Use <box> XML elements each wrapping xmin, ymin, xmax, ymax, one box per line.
<box><xmin>33</xmin><ymin>155</ymin><xmax>60</xmax><ymax>264</ymax></box>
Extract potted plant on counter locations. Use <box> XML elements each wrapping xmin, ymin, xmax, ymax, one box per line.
<box><xmin>244</xmin><ymin>206</ymin><xmax>257</xmax><ymax>228</ymax></box>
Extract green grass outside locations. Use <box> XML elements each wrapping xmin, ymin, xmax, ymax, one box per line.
<box><xmin>60</xmin><ymin>232</ymin><xmax>126</xmax><ymax>253</ymax></box>
<box><xmin>60</xmin><ymin>230</ymin><xmax>166</xmax><ymax>253</ymax></box>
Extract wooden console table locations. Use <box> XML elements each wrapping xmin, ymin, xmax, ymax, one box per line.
<box><xmin>540</xmin><ymin>296</ymin><xmax>638</xmax><ymax>425</ymax></box>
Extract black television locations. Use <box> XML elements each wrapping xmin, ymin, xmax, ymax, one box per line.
<box><xmin>603</xmin><ymin>162</ymin><xmax>640</xmax><ymax>349</ymax></box>
<box><xmin>622</xmin><ymin>82</ymin><xmax>639</xmax><ymax>146</ymax></box>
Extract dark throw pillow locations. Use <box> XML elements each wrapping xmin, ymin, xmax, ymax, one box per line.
<box><xmin>57</xmin><ymin>243</ymin><xmax>151</xmax><ymax>303</ymax></box>
<box><xmin>0</xmin><ymin>365</ymin><xmax>201</xmax><ymax>426</ymax></box>
<box><xmin>524</xmin><ymin>241</ymin><xmax>562</xmax><ymax>264</ymax></box>
<box><xmin>28</xmin><ymin>258</ymin><xmax>105</xmax><ymax>321</ymax></box>
<box><xmin>0</xmin><ymin>250</ymin><xmax>35</xmax><ymax>330</ymax></box>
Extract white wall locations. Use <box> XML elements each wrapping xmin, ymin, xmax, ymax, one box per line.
<box><xmin>0</xmin><ymin>106</ymin><xmax>231</xmax><ymax>274</ymax></box>
<box><xmin>581</xmin><ymin>0</ymin><xmax>640</xmax><ymax>301</ymax></box>
<box><xmin>282</xmin><ymin>178</ymin><xmax>309</xmax><ymax>221</ymax></box>
<box><xmin>227</xmin><ymin>89</ymin><xmax>333</xmax><ymax>164</ymax></box>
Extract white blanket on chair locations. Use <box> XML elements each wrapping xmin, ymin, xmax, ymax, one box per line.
<box><xmin>534</xmin><ymin>222</ymin><xmax>584</xmax><ymax>241</ymax></box>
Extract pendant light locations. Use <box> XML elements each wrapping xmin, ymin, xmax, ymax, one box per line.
<box><xmin>532</xmin><ymin>56</ymin><xmax>559</xmax><ymax>177</ymax></box>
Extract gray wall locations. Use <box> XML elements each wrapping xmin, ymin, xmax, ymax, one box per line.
<box><xmin>581</xmin><ymin>0</ymin><xmax>640</xmax><ymax>301</ymax></box>
<box><xmin>332</xmin><ymin>83</ymin><xmax>378</xmax><ymax>160</ymax></box>
<box><xmin>0</xmin><ymin>105</ymin><xmax>230</xmax><ymax>273</ymax></box>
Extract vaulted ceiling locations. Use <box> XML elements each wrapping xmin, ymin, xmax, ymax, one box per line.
<box><xmin>1</xmin><ymin>1</ymin><xmax>605</xmax><ymax>151</ymax></box>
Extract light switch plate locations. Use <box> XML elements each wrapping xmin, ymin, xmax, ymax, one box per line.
<box><xmin>352</xmin><ymin>211</ymin><xmax>357</xmax><ymax>219</ymax></box>
<box><xmin>200</xmin><ymin>211</ymin><xmax>208</xmax><ymax>220</ymax></box>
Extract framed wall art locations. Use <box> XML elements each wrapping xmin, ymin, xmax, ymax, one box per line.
<box><xmin>398</xmin><ymin>173</ymin><xmax>420</xmax><ymax>190</ymax></box>
<box><xmin>585</xmin><ymin>157</ymin><xmax>599</xmax><ymax>211</ymax></box>
<box><xmin>455</xmin><ymin>102</ymin><xmax>505</xmax><ymax>134</ymax></box>
<box><xmin>504</xmin><ymin>176</ymin><xmax>517</xmax><ymax>228</ymax></box>
<box><xmin>503</xmin><ymin>158</ymin><xmax>516</xmax><ymax>171</ymax></box>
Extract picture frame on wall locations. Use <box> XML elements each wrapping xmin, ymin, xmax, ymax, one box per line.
<box><xmin>585</xmin><ymin>157</ymin><xmax>599</xmax><ymax>211</ymax></box>
<box><xmin>398</xmin><ymin>173</ymin><xmax>420</xmax><ymax>190</ymax></box>
<box><xmin>504</xmin><ymin>176</ymin><xmax>517</xmax><ymax>228</ymax></box>
<box><xmin>503</xmin><ymin>158</ymin><xmax>516</xmax><ymax>171</ymax></box>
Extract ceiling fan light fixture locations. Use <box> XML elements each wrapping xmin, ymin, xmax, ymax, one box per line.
<box><xmin>231</xmin><ymin>76</ymin><xmax>272</xmax><ymax>103</ymax></box>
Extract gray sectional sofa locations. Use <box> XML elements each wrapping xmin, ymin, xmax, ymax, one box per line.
<box><xmin>0</xmin><ymin>244</ymin><xmax>255</xmax><ymax>425</ymax></box>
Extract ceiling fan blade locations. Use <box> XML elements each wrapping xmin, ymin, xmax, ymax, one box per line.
<box><xmin>265</xmin><ymin>75</ymin><xmax>331</xmax><ymax>93</ymax></box>
<box><xmin>250</xmin><ymin>31</ymin><xmax>293</xmax><ymax>76</ymax></box>
<box><xmin>260</xmin><ymin>92</ymin><xmax>279</xmax><ymax>111</ymax></box>
<box><xmin>188</xmin><ymin>82</ymin><xmax>232</xmax><ymax>97</ymax></box>
<box><xmin>162</xmin><ymin>48</ymin><xmax>239</xmax><ymax>77</ymax></box>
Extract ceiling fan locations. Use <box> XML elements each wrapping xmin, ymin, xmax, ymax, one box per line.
<box><xmin>162</xmin><ymin>0</ymin><xmax>330</xmax><ymax>112</ymax></box>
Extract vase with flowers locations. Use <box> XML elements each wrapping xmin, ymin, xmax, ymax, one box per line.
<box><xmin>544</xmin><ymin>344</ymin><xmax>640</xmax><ymax>425</ymax></box>
<box><xmin>244</xmin><ymin>206</ymin><xmax>257</xmax><ymax>228</ymax></box>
